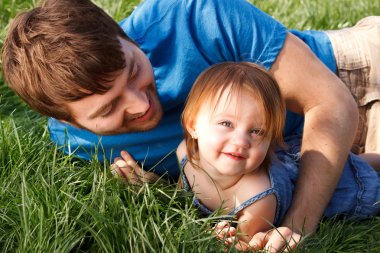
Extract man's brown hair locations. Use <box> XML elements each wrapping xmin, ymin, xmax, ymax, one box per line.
<box><xmin>2</xmin><ymin>0</ymin><xmax>133</xmax><ymax>121</ymax></box>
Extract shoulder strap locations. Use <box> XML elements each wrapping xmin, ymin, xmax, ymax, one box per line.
<box><xmin>180</xmin><ymin>156</ymin><xmax>191</xmax><ymax>191</ymax></box>
<box><xmin>228</xmin><ymin>188</ymin><xmax>276</xmax><ymax>216</ymax></box>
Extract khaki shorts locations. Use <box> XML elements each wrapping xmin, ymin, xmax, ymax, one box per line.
<box><xmin>326</xmin><ymin>16</ymin><xmax>380</xmax><ymax>154</ymax></box>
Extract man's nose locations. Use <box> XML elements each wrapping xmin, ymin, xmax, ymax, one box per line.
<box><xmin>123</xmin><ymin>88</ymin><xmax>149</xmax><ymax>115</ymax></box>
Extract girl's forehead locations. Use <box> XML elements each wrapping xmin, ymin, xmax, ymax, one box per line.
<box><xmin>212</xmin><ymin>86</ymin><xmax>257</xmax><ymax>106</ymax></box>
<box><xmin>203</xmin><ymin>87</ymin><xmax>257</xmax><ymax>116</ymax></box>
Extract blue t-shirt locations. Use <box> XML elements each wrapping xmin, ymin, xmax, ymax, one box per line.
<box><xmin>48</xmin><ymin>0</ymin><xmax>336</xmax><ymax>179</ymax></box>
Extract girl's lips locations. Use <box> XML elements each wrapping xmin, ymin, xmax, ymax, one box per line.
<box><xmin>223</xmin><ymin>152</ymin><xmax>246</xmax><ymax>160</ymax></box>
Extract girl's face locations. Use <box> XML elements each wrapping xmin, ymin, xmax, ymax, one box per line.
<box><xmin>190</xmin><ymin>87</ymin><xmax>271</xmax><ymax>178</ymax></box>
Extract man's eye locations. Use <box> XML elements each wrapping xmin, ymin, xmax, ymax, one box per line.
<box><xmin>100</xmin><ymin>106</ymin><xmax>113</xmax><ymax>117</ymax></box>
<box><xmin>100</xmin><ymin>98</ymin><xmax>120</xmax><ymax>118</ymax></box>
<box><xmin>130</xmin><ymin>64</ymin><xmax>139</xmax><ymax>81</ymax></box>
<box><xmin>219</xmin><ymin>121</ymin><xmax>232</xmax><ymax>128</ymax></box>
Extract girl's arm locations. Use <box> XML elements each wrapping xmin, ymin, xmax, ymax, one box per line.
<box><xmin>177</xmin><ymin>140</ymin><xmax>277</xmax><ymax>247</ymax></box>
<box><xmin>236</xmin><ymin>194</ymin><xmax>277</xmax><ymax>243</ymax></box>
<box><xmin>214</xmin><ymin>194</ymin><xmax>277</xmax><ymax>251</ymax></box>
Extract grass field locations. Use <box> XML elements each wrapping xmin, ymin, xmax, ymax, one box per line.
<box><xmin>1</xmin><ymin>0</ymin><xmax>380</xmax><ymax>252</ymax></box>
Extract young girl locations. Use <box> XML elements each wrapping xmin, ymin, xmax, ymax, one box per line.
<box><xmin>176</xmin><ymin>62</ymin><xmax>380</xmax><ymax>247</ymax></box>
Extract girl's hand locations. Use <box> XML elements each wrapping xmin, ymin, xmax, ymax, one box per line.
<box><xmin>213</xmin><ymin>220</ymin><xmax>243</xmax><ymax>248</ymax></box>
<box><xmin>213</xmin><ymin>221</ymin><xmax>259</xmax><ymax>252</ymax></box>
<box><xmin>110</xmin><ymin>150</ymin><xmax>159</xmax><ymax>184</ymax></box>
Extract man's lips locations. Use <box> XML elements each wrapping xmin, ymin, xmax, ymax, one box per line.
<box><xmin>128</xmin><ymin>99</ymin><xmax>154</xmax><ymax>123</ymax></box>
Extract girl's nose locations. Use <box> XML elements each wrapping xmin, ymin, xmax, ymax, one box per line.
<box><xmin>231</xmin><ymin>131</ymin><xmax>251</xmax><ymax>149</ymax></box>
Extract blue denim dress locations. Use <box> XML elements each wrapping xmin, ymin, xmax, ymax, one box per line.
<box><xmin>181</xmin><ymin>134</ymin><xmax>380</xmax><ymax>226</ymax></box>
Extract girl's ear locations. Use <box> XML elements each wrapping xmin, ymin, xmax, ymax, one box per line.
<box><xmin>185</xmin><ymin>119</ymin><xmax>198</xmax><ymax>139</ymax></box>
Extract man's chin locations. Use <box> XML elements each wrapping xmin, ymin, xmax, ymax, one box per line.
<box><xmin>123</xmin><ymin>119</ymin><xmax>162</xmax><ymax>134</ymax></box>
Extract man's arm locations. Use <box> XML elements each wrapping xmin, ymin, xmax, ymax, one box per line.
<box><xmin>266</xmin><ymin>32</ymin><xmax>358</xmax><ymax>249</ymax></box>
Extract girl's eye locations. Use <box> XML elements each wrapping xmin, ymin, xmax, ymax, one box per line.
<box><xmin>219</xmin><ymin>121</ymin><xmax>232</xmax><ymax>128</ymax></box>
<box><xmin>251</xmin><ymin>129</ymin><xmax>264</xmax><ymax>136</ymax></box>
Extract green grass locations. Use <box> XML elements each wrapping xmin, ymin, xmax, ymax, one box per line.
<box><xmin>1</xmin><ymin>0</ymin><xmax>380</xmax><ymax>252</ymax></box>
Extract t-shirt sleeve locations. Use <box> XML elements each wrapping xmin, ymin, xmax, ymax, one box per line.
<box><xmin>184</xmin><ymin>0</ymin><xmax>287</xmax><ymax>69</ymax></box>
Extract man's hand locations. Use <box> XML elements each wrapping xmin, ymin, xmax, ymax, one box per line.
<box><xmin>110</xmin><ymin>150</ymin><xmax>159</xmax><ymax>184</ymax></box>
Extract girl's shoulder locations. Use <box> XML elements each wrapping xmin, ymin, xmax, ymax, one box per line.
<box><xmin>176</xmin><ymin>140</ymin><xmax>187</xmax><ymax>162</ymax></box>
<box><xmin>233</xmin><ymin>170</ymin><xmax>272</xmax><ymax>205</ymax></box>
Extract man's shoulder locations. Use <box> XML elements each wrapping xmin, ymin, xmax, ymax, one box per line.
<box><xmin>130</xmin><ymin>0</ymin><xmax>183</xmax><ymax>20</ymax></box>
<box><xmin>128</xmin><ymin>0</ymin><xmax>249</xmax><ymax>22</ymax></box>
<box><xmin>120</xmin><ymin>0</ymin><xmax>184</xmax><ymax>41</ymax></box>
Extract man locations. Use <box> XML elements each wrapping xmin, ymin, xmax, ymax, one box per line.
<box><xmin>3</xmin><ymin>0</ymin><xmax>380</xmax><ymax>251</ymax></box>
